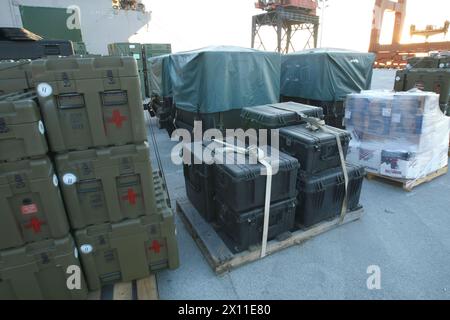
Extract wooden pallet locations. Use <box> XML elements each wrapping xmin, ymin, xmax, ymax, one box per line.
<box><xmin>87</xmin><ymin>275</ymin><xmax>159</xmax><ymax>300</ymax></box>
<box><xmin>176</xmin><ymin>197</ymin><xmax>364</xmax><ymax>275</ymax></box>
<box><xmin>366</xmin><ymin>166</ymin><xmax>448</xmax><ymax>192</ymax></box>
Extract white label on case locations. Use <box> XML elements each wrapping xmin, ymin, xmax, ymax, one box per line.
<box><xmin>53</xmin><ymin>174</ymin><xmax>59</xmax><ymax>187</ymax></box>
<box><xmin>382</xmin><ymin>108</ymin><xmax>391</xmax><ymax>117</ymax></box>
<box><xmin>395</xmin><ymin>76</ymin><xmax>401</xmax><ymax>81</ymax></box>
<box><xmin>345</xmin><ymin>110</ymin><xmax>352</xmax><ymax>119</ymax></box>
<box><xmin>129</xmin><ymin>45</ymin><xmax>136</xmax><ymax>49</ymax></box>
<box><xmin>392</xmin><ymin>113</ymin><xmax>401</xmax><ymax>123</ymax></box>
<box><xmin>38</xmin><ymin>120</ymin><xmax>45</xmax><ymax>134</ymax></box>
<box><xmin>63</xmin><ymin>173</ymin><xmax>77</xmax><ymax>185</ymax></box>
<box><xmin>37</xmin><ymin>83</ymin><xmax>53</xmax><ymax>97</ymax></box>
<box><xmin>80</xmin><ymin>244</ymin><xmax>93</xmax><ymax>254</ymax></box>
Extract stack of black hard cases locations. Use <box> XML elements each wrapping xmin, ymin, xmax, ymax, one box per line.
<box><xmin>278</xmin><ymin>123</ymin><xmax>364</xmax><ymax>228</ymax></box>
<box><xmin>241</xmin><ymin>101</ymin><xmax>364</xmax><ymax>228</ymax></box>
<box><xmin>183</xmin><ymin>141</ymin><xmax>299</xmax><ymax>252</ymax></box>
<box><xmin>183</xmin><ymin>101</ymin><xmax>365</xmax><ymax>252</ymax></box>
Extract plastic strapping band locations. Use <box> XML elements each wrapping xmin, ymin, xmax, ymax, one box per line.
<box><xmin>303</xmin><ymin>117</ymin><xmax>349</xmax><ymax>222</ymax></box>
<box><xmin>212</xmin><ymin>139</ymin><xmax>273</xmax><ymax>258</ymax></box>
<box><xmin>173</xmin><ymin>109</ymin><xmax>178</xmax><ymax>129</ymax></box>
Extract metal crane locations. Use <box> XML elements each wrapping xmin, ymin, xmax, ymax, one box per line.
<box><xmin>369</xmin><ymin>0</ymin><xmax>450</xmax><ymax>68</ymax></box>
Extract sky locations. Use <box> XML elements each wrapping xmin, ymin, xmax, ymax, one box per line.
<box><xmin>131</xmin><ymin>0</ymin><xmax>450</xmax><ymax>53</ymax></box>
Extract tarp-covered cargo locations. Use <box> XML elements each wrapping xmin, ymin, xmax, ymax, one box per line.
<box><xmin>149</xmin><ymin>54</ymin><xmax>172</xmax><ymax>98</ymax></box>
<box><xmin>281</xmin><ymin>48</ymin><xmax>376</xmax><ymax>102</ymax></box>
<box><xmin>170</xmin><ymin>46</ymin><xmax>281</xmax><ymax>113</ymax></box>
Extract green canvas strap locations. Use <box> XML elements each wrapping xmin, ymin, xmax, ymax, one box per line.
<box><xmin>212</xmin><ymin>139</ymin><xmax>273</xmax><ymax>258</ymax></box>
<box><xmin>302</xmin><ymin>116</ymin><xmax>349</xmax><ymax>222</ymax></box>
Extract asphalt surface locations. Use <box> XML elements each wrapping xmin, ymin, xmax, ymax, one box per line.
<box><xmin>148</xmin><ymin>70</ymin><xmax>450</xmax><ymax>300</ymax></box>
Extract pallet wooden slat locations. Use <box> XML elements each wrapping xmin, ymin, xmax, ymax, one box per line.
<box><xmin>112</xmin><ymin>282</ymin><xmax>133</xmax><ymax>300</ymax></box>
<box><xmin>137</xmin><ymin>277</ymin><xmax>159</xmax><ymax>300</ymax></box>
<box><xmin>366</xmin><ymin>166</ymin><xmax>448</xmax><ymax>191</ymax></box>
<box><xmin>177</xmin><ymin>197</ymin><xmax>364</xmax><ymax>275</ymax></box>
<box><xmin>88</xmin><ymin>275</ymin><xmax>159</xmax><ymax>300</ymax></box>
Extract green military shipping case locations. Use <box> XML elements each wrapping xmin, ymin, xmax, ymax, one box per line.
<box><xmin>0</xmin><ymin>91</ymin><xmax>48</xmax><ymax>161</ymax></box>
<box><xmin>31</xmin><ymin>56</ymin><xmax>147</xmax><ymax>152</ymax></box>
<box><xmin>0</xmin><ymin>60</ymin><xmax>33</xmax><ymax>95</ymax></box>
<box><xmin>108</xmin><ymin>43</ymin><xmax>144</xmax><ymax>71</ymax></box>
<box><xmin>0</xmin><ymin>157</ymin><xmax>70</xmax><ymax>250</ymax></box>
<box><xmin>0</xmin><ymin>235</ymin><xmax>88</xmax><ymax>300</ymax></box>
<box><xmin>404</xmin><ymin>69</ymin><xmax>450</xmax><ymax>109</ymax></box>
<box><xmin>74</xmin><ymin>173</ymin><xmax>179</xmax><ymax>291</ymax></box>
<box><xmin>55</xmin><ymin>143</ymin><xmax>156</xmax><ymax>229</ymax></box>
<box><xmin>143</xmin><ymin>43</ymin><xmax>172</xmax><ymax>62</ymax></box>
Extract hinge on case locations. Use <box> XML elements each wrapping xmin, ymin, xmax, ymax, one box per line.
<box><xmin>40</xmin><ymin>253</ymin><xmax>50</xmax><ymax>265</ymax></box>
<box><xmin>107</xmin><ymin>70</ymin><xmax>115</xmax><ymax>84</ymax></box>
<box><xmin>0</xmin><ymin>118</ymin><xmax>8</xmax><ymax>133</ymax></box>
<box><xmin>62</xmin><ymin>72</ymin><xmax>70</xmax><ymax>87</ymax></box>
<box><xmin>286</xmin><ymin>137</ymin><xmax>292</xmax><ymax>146</ymax></box>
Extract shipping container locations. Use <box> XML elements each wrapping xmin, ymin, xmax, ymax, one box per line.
<box><xmin>0</xmin><ymin>235</ymin><xmax>88</xmax><ymax>300</ymax></box>
<box><xmin>279</xmin><ymin>124</ymin><xmax>351</xmax><ymax>174</ymax></box>
<box><xmin>216</xmin><ymin>197</ymin><xmax>296</xmax><ymax>252</ymax></box>
<box><xmin>0</xmin><ymin>157</ymin><xmax>69</xmax><ymax>250</ymax></box>
<box><xmin>75</xmin><ymin>174</ymin><xmax>179</xmax><ymax>290</ymax></box>
<box><xmin>31</xmin><ymin>56</ymin><xmax>147</xmax><ymax>152</ymax></box>
<box><xmin>55</xmin><ymin>143</ymin><xmax>156</xmax><ymax>229</ymax></box>
<box><xmin>296</xmin><ymin>163</ymin><xmax>364</xmax><ymax>228</ymax></box>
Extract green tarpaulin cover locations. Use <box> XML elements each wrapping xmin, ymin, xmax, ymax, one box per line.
<box><xmin>149</xmin><ymin>54</ymin><xmax>172</xmax><ymax>97</ymax></box>
<box><xmin>169</xmin><ymin>46</ymin><xmax>280</xmax><ymax>113</ymax></box>
<box><xmin>281</xmin><ymin>48</ymin><xmax>376</xmax><ymax>102</ymax></box>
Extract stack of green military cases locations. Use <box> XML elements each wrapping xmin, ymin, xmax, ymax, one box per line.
<box><xmin>0</xmin><ymin>55</ymin><xmax>179</xmax><ymax>300</ymax></box>
<box><xmin>394</xmin><ymin>54</ymin><xmax>450</xmax><ymax>115</ymax></box>
<box><xmin>0</xmin><ymin>91</ymin><xmax>88</xmax><ymax>299</ymax></box>
<box><xmin>108</xmin><ymin>43</ymin><xmax>172</xmax><ymax>101</ymax></box>
<box><xmin>31</xmin><ymin>55</ymin><xmax>179</xmax><ymax>292</ymax></box>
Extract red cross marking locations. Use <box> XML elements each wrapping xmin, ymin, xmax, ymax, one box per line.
<box><xmin>25</xmin><ymin>217</ymin><xmax>45</xmax><ymax>234</ymax></box>
<box><xmin>108</xmin><ymin>110</ymin><xmax>127</xmax><ymax>128</ymax></box>
<box><xmin>149</xmin><ymin>240</ymin><xmax>164</xmax><ymax>254</ymax></box>
<box><xmin>122</xmin><ymin>188</ymin><xmax>138</xmax><ymax>205</ymax></box>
